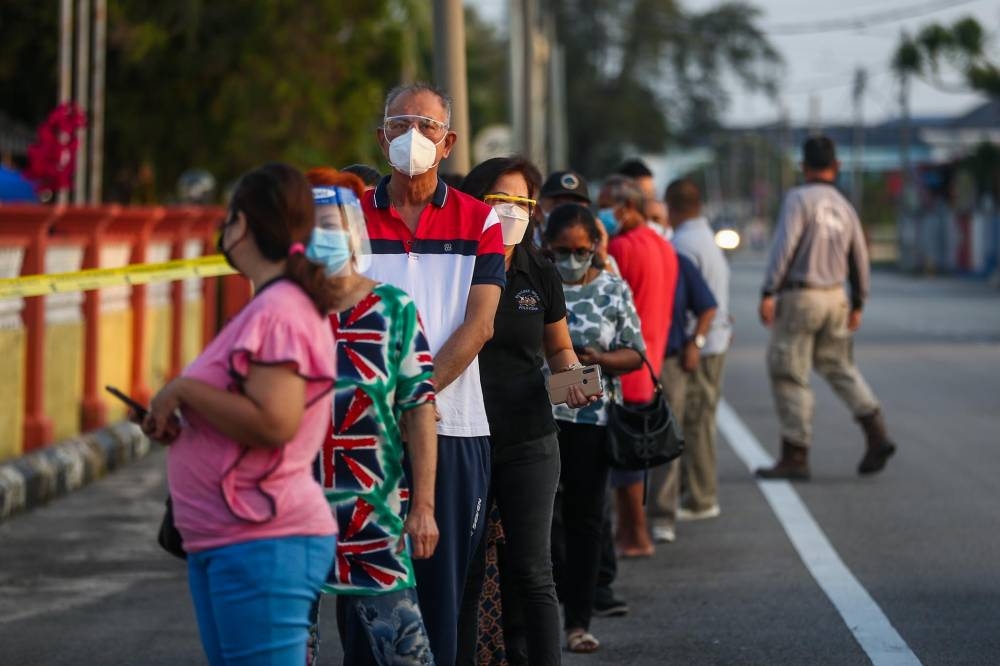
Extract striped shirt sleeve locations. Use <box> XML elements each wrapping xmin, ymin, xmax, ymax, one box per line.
<box><xmin>472</xmin><ymin>208</ymin><xmax>506</xmax><ymax>288</ymax></box>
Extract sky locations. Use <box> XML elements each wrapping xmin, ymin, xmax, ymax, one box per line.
<box><xmin>470</xmin><ymin>0</ymin><xmax>1000</xmax><ymax>127</ymax></box>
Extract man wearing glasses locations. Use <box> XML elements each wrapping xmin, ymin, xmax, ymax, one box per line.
<box><xmin>361</xmin><ymin>82</ymin><xmax>505</xmax><ymax>665</ymax></box>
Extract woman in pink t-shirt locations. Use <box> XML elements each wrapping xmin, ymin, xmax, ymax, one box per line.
<box><xmin>141</xmin><ymin>163</ymin><xmax>339</xmax><ymax>666</ymax></box>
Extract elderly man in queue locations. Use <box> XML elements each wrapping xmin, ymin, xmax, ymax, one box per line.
<box><xmin>616</xmin><ymin>158</ymin><xmax>671</xmax><ymax>240</ymax></box>
<box><xmin>361</xmin><ymin>82</ymin><xmax>506</xmax><ymax>665</ymax></box>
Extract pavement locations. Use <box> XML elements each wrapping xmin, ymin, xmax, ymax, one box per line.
<box><xmin>2</xmin><ymin>255</ymin><xmax>999</xmax><ymax>665</ymax></box>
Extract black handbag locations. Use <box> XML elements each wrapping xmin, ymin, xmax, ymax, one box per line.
<box><xmin>158</xmin><ymin>495</ymin><xmax>187</xmax><ymax>560</ymax></box>
<box><xmin>606</xmin><ymin>353</ymin><xmax>684</xmax><ymax>473</ymax></box>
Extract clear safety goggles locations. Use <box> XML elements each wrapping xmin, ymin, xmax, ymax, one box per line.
<box><xmin>312</xmin><ymin>186</ymin><xmax>372</xmax><ymax>272</ymax></box>
<box><xmin>382</xmin><ymin>114</ymin><xmax>450</xmax><ymax>141</ymax></box>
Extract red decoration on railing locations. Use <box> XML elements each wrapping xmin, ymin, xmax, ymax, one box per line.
<box><xmin>25</xmin><ymin>103</ymin><xmax>88</xmax><ymax>198</ymax></box>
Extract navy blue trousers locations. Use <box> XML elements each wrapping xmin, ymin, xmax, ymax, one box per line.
<box><xmin>406</xmin><ymin>435</ymin><xmax>491</xmax><ymax>666</ymax></box>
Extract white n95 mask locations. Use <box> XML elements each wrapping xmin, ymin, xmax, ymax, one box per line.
<box><xmin>493</xmin><ymin>202</ymin><xmax>531</xmax><ymax>246</ymax></box>
<box><xmin>388</xmin><ymin>128</ymin><xmax>442</xmax><ymax>177</ymax></box>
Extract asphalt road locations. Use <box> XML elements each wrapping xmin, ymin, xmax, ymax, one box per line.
<box><xmin>2</xmin><ymin>255</ymin><xmax>999</xmax><ymax>665</ymax></box>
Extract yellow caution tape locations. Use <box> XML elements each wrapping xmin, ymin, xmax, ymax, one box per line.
<box><xmin>0</xmin><ymin>255</ymin><xmax>237</xmax><ymax>300</ymax></box>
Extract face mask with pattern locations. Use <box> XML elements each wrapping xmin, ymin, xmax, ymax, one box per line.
<box><xmin>555</xmin><ymin>253</ymin><xmax>592</xmax><ymax>283</ymax></box>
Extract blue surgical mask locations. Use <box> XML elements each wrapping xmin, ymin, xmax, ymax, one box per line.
<box><xmin>306</xmin><ymin>227</ymin><xmax>352</xmax><ymax>276</ymax></box>
<box><xmin>597</xmin><ymin>208</ymin><xmax>619</xmax><ymax>236</ymax></box>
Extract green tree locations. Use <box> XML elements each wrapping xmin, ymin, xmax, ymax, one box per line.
<box><xmin>552</xmin><ymin>0</ymin><xmax>781</xmax><ymax>176</ymax></box>
<box><xmin>893</xmin><ymin>17</ymin><xmax>1000</xmax><ymax>97</ymax></box>
<box><xmin>464</xmin><ymin>6</ymin><xmax>508</xmax><ymax>137</ymax></box>
<box><xmin>105</xmin><ymin>0</ymin><xmax>426</xmax><ymax>199</ymax></box>
<box><xmin>0</xmin><ymin>1</ymin><xmax>510</xmax><ymax>201</ymax></box>
<box><xmin>0</xmin><ymin>3</ymin><xmax>59</xmax><ymax>128</ymax></box>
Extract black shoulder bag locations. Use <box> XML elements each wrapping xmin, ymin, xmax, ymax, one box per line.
<box><xmin>158</xmin><ymin>495</ymin><xmax>187</xmax><ymax>560</ymax></box>
<box><xmin>606</xmin><ymin>352</ymin><xmax>684</xmax><ymax>499</ymax></box>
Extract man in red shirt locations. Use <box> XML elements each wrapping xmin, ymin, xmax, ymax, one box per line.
<box><xmin>600</xmin><ymin>174</ymin><xmax>678</xmax><ymax>556</ymax></box>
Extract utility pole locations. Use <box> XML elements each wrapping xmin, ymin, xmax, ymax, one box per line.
<box><xmin>779</xmin><ymin>102</ymin><xmax>792</xmax><ymax>196</ymax></box>
<box><xmin>546</xmin><ymin>20</ymin><xmax>568</xmax><ymax>171</ymax></box>
<box><xmin>521</xmin><ymin>0</ymin><xmax>535</xmax><ymax>165</ymax></box>
<box><xmin>433</xmin><ymin>0</ymin><xmax>470</xmax><ymax>174</ymax></box>
<box><xmin>808</xmin><ymin>93</ymin><xmax>821</xmax><ymax>136</ymax></box>
<box><xmin>57</xmin><ymin>0</ymin><xmax>74</xmax><ymax>204</ymax></box>
<box><xmin>852</xmin><ymin>67</ymin><xmax>867</xmax><ymax>215</ymax></box>
<box><xmin>528</xmin><ymin>2</ymin><xmax>549</xmax><ymax>172</ymax></box>
<box><xmin>73</xmin><ymin>0</ymin><xmax>91</xmax><ymax>204</ymax></box>
<box><xmin>899</xmin><ymin>71</ymin><xmax>916</xmax><ymax>270</ymax></box>
<box><xmin>89</xmin><ymin>0</ymin><xmax>106</xmax><ymax>203</ymax></box>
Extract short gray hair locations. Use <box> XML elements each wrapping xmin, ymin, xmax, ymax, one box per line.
<box><xmin>601</xmin><ymin>174</ymin><xmax>645</xmax><ymax>210</ymax></box>
<box><xmin>383</xmin><ymin>82</ymin><xmax>453</xmax><ymax>127</ymax></box>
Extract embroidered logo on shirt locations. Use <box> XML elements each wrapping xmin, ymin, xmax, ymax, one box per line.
<box><xmin>443</xmin><ymin>242</ymin><xmax>453</xmax><ymax>252</ymax></box>
<box><xmin>514</xmin><ymin>288</ymin><xmax>542</xmax><ymax>312</ymax></box>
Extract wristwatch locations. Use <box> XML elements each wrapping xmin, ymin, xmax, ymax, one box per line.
<box><xmin>693</xmin><ymin>334</ymin><xmax>707</xmax><ymax>349</ymax></box>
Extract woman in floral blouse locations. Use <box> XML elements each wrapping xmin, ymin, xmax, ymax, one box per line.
<box><xmin>543</xmin><ymin>203</ymin><xmax>644</xmax><ymax>654</ymax></box>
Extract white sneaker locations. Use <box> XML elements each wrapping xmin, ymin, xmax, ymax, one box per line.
<box><xmin>652</xmin><ymin>526</ymin><xmax>676</xmax><ymax>543</ymax></box>
<box><xmin>676</xmin><ymin>504</ymin><xmax>720</xmax><ymax>521</ymax></box>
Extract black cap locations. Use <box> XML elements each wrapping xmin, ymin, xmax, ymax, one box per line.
<box><xmin>540</xmin><ymin>170</ymin><xmax>591</xmax><ymax>204</ymax></box>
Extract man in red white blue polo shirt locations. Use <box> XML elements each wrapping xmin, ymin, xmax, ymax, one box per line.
<box><xmin>361</xmin><ymin>82</ymin><xmax>505</xmax><ymax>665</ymax></box>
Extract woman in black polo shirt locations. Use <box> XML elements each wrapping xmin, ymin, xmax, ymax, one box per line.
<box><xmin>457</xmin><ymin>156</ymin><xmax>590</xmax><ymax>665</ymax></box>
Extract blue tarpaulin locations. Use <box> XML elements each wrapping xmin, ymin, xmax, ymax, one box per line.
<box><xmin>0</xmin><ymin>166</ymin><xmax>39</xmax><ymax>203</ymax></box>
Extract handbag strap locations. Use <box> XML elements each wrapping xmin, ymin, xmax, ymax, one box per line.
<box><xmin>608</xmin><ymin>349</ymin><xmax>664</xmax><ymax>402</ymax></box>
<box><xmin>636</xmin><ymin>350</ymin><xmax>665</xmax><ymax>395</ymax></box>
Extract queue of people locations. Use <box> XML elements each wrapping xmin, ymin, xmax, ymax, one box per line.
<box><xmin>136</xmin><ymin>82</ymin><xmax>895</xmax><ymax>666</ymax></box>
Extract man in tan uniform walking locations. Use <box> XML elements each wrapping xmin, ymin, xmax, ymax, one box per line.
<box><xmin>756</xmin><ymin>136</ymin><xmax>897</xmax><ymax>480</ymax></box>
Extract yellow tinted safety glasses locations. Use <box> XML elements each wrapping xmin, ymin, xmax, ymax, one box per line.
<box><xmin>484</xmin><ymin>194</ymin><xmax>537</xmax><ymax>208</ymax></box>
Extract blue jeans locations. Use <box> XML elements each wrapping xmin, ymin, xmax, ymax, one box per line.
<box><xmin>187</xmin><ymin>535</ymin><xmax>336</xmax><ymax>666</ymax></box>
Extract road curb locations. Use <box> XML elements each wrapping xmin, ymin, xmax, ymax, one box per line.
<box><xmin>0</xmin><ymin>422</ymin><xmax>150</xmax><ymax>522</ymax></box>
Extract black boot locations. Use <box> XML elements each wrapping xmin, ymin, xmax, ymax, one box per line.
<box><xmin>755</xmin><ymin>440</ymin><xmax>810</xmax><ymax>481</ymax></box>
<box><xmin>857</xmin><ymin>409</ymin><xmax>896</xmax><ymax>475</ymax></box>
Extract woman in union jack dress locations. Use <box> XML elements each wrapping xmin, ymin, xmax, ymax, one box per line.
<box><xmin>305</xmin><ymin>168</ymin><xmax>439</xmax><ymax>666</ymax></box>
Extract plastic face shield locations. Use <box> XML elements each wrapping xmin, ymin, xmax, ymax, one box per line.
<box><xmin>312</xmin><ymin>186</ymin><xmax>372</xmax><ymax>272</ymax></box>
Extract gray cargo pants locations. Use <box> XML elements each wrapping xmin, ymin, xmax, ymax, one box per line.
<box><xmin>768</xmin><ymin>288</ymin><xmax>880</xmax><ymax>446</ymax></box>
<box><xmin>681</xmin><ymin>351</ymin><xmax>726</xmax><ymax>512</ymax></box>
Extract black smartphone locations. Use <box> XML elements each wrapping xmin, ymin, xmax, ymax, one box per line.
<box><xmin>105</xmin><ymin>385</ymin><xmax>148</xmax><ymax>419</ymax></box>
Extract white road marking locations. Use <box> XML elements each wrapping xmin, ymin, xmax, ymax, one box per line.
<box><xmin>716</xmin><ymin>399</ymin><xmax>922</xmax><ymax>666</ymax></box>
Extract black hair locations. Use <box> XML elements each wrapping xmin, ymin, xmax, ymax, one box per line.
<box><xmin>616</xmin><ymin>158</ymin><xmax>653</xmax><ymax>179</ymax></box>
<box><xmin>543</xmin><ymin>203</ymin><xmax>601</xmax><ymax>245</ymax></box>
<box><xmin>461</xmin><ymin>156</ymin><xmax>544</xmax><ymax>251</ymax></box>
<box><xmin>460</xmin><ymin>156</ymin><xmax>542</xmax><ymax>201</ymax></box>
<box><xmin>665</xmin><ymin>178</ymin><xmax>702</xmax><ymax>218</ymax></box>
<box><xmin>803</xmin><ymin>136</ymin><xmax>837</xmax><ymax>170</ymax></box>
<box><xmin>340</xmin><ymin>164</ymin><xmax>381</xmax><ymax>187</ymax></box>
<box><xmin>229</xmin><ymin>163</ymin><xmax>336</xmax><ymax>313</ymax></box>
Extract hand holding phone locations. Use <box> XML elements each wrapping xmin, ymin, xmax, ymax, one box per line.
<box><xmin>547</xmin><ymin>365</ymin><xmax>603</xmax><ymax>405</ymax></box>
<box><xmin>106</xmin><ymin>385</ymin><xmax>181</xmax><ymax>443</ymax></box>
<box><xmin>105</xmin><ymin>385</ymin><xmax>148</xmax><ymax>419</ymax></box>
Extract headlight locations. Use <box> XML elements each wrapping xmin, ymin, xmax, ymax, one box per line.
<box><xmin>714</xmin><ymin>229</ymin><xmax>740</xmax><ymax>250</ymax></box>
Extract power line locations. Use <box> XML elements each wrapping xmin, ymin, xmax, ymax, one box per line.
<box><xmin>783</xmin><ymin>67</ymin><xmax>891</xmax><ymax>96</ymax></box>
<box><xmin>763</xmin><ymin>0</ymin><xmax>982</xmax><ymax>36</ymax></box>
